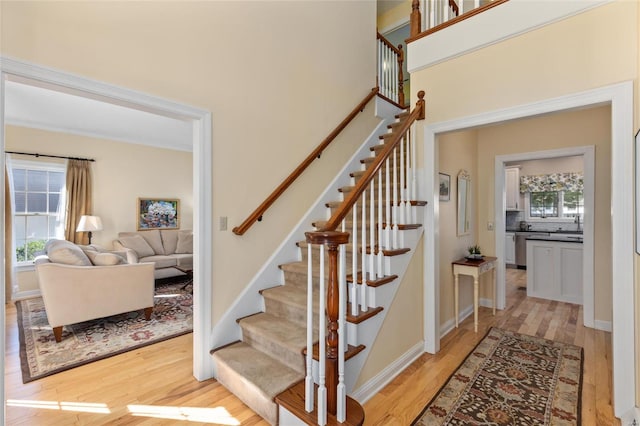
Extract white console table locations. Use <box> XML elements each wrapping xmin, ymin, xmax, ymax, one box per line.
<box><xmin>452</xmin><ymin>256</ymin><xmax>497</xmax><ymax>332</ymax></box>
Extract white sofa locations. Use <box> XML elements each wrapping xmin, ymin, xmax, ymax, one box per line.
<box><xmin>35</xmin><ymin>240</ymin><xmax>155</xmax><ymax>342</ymax></box>
<box><xmin>113</xmin><ymin>229</ymin><xmax>193</xmax><ymax>279</ymax></box>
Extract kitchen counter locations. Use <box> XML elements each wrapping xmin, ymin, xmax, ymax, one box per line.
<box><xmin>525</xmin><ymin>234</ymin><xmax>583</xmax><ymax>243</ymax></box>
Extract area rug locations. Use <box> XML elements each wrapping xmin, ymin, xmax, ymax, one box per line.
<box><xmin>16</xmin><ymin>279</ymin><xmax>193</xmax><ymax>383</ymax></box>
<box><xmin>412</xmin><ymin>327</ymin><xmax>583</xmax><ymax>426</ymax></box>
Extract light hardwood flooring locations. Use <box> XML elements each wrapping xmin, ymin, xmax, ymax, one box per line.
<box><xmin>5</xmin><ymin>269</ymin><xmax>618</xmax><ymax>425</ymax></box>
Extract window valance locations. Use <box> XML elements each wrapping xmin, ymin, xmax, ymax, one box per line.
<box><xmin>519</xmin><ymin>172</ymin><xmax>583</xmax><ymax>193</ymax></box>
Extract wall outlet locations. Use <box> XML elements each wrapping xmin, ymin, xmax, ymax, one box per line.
<box><xmin>487</xmin><ymin>222</ymin><xmax>494</xmax><ymax>231</ymax></box>
<box><xmin>219</xmin><ymin>216</ymin><xmax>227</xmax><ymax>231</ymax></box>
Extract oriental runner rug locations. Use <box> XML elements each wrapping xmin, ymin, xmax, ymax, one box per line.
<box><xmin>412</xmin><ymin>327</ymin><xmax>583</xmax><ymax>426</ymax></box>
<box><xmin>16</xmin><ymin>279</ymin><xmax>192</xmax><ymax>383</ymax></box>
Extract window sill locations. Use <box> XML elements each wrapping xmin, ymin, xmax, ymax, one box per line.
<box><xmin>16</xmin><ymin>263</ymin><xmax>36</xmax><ymax>273</ymax></box>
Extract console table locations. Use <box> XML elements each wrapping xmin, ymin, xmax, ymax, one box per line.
<box><xmin>452</xmin><ymin>256</ymin><xmax>497</xmax><ymax>332</ymax></box>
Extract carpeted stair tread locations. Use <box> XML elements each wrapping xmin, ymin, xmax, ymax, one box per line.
<box><xmin>212</xmin><ymin>341</ymin><xmax>303</xmax><ymax>425</ymax></box>
<box><xmin>261</xmin><ymin>285</ymin><xmax>321</xmax><ymax>326</ymax></box>
<box><xmin>238</xmin><ymin>312</ymin><xmax>310</xmax><ymax>373</ymax></box>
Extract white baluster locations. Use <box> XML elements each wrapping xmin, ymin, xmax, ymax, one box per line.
<box><xmin>369</xmin><ymin>177</ymin><xmax>375</xmax><ymax>286</ymax></box>
<box><xmin>318</xmin><ymin>246</ymin><xmax>326</xmax><ymax>426</ymax></box>
<box><xmin>429</xmin><ymin>0</ymin><xmax>435</xmax><ymax>29</ymax></box>
<box><xmin>411</xmin><ymin>123</ymin><xmax>418</xmax><ymax>223</ymax></box>
<box><xmin>351</xmin><ymin>202</ymin><xmax>358</xmax><ymax>317</ymax></box>
<box><xmin>385</xmin><ymin>157</ymin><xmax>391</xmax><ymax>250</ymax></box>
<box><xmin>442</xmin><ymin>0</ymin><xmax>448</xmax><ymax>25</ymax></box>
<box><xmin>404</xmin><ymin>134</ymin><xmax>411</xmax><ymax>224</ymax></box>
<box><xmin>400</xmin><ymin>135</ymin><xmax>406</xmax><ymax>225</ymax></box>
<box><xmin>393</xmin><ymin>50</ymin><xmax>399</xmax><ymax>103</ymax></box>
<box><xmin>305</xmin><ymin>243</ymin><xmax>314</xmax><ymax>413</ymax></box>
<box><xmin>392</xmin><ymin>147</ymin><xmax>399</xmax><ymax>249</ymax></box>
<box><xmin>474</xmin><ymin>0</ymin><xmax>480</xmax><ymax>9</ymax></box>
<box><xmin>377</xmin><ymin>169</ymin><xmax>383</xmax><ymax>278</ymax></box>
<box><xmin>361</xmin><ymin>190</ymin><xmax>367</xmax><ymax>312</ymax></box>
<box><xmin>337</xmin><ymin>243</ymin><xmax>347</xmax><ymax>422</ymax></box>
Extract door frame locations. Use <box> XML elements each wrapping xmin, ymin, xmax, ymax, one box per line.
<box><xmin>0</xmin><ymin>57</ymin><xmax>214</xmax><ymax>425</ymax></box>
<box><xmin>422</xmin><ymin>81</ymin><xmax>635</xmax><ymax>416</ymax></box>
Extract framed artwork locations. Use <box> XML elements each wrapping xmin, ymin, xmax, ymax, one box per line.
<box><xmin>439</xmin><ymin>173</ymin><xmax>451</xmax><ymax>201</ymax></box>
<box><xmin>137</xmin><ymin>198</ymin><xmax>179</xmax><ymax>230</ymax></box>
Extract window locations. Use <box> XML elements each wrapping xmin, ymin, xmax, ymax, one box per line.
<box><xmin>10</xmin><ymin>160</ymin><xmax>66</xmax><ymax>264</ymax></box>
<box><xmin>527</xmin><ymin>190</ymin><xmax>583</xmax><ymax>221</ymax></box>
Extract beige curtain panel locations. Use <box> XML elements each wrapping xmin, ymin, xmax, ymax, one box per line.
<box><xmin>65</xmin><ymin>159</ymin><xmax>93</xmax><ymax>244</ymax></box>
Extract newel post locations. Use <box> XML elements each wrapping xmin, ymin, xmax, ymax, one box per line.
<box><xmin>417</xmin><ymin>90</ymin><xmax>426</xmax><ymax>120</ymax></box>
<box><xmin>410</xmin><ymin>0</ymin><xmax>421</xmax><ymax>38</ymax></box>
<box><xmin>305</xmin><ymin>230</ymin><xmax>350</xmax><ymax>415</ymax></box>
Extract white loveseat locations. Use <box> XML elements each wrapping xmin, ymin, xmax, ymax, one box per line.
<box><xmin>113</xmin><ymin>229</ymin><xmax>193</xmax><ymax>279</ymax></box>
<box><xmin>35</xmin><ymin>240</ymin><xmax>155</xmax><ymax>342</ymax></box>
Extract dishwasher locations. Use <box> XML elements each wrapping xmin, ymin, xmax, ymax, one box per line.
<box><xmin>515</xmin><ymin>232</ymin><xmax>549</xmax><ymax>269</ymax></box>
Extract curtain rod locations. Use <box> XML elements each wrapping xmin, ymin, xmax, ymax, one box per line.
<box><xmin>4</xmin><ymin>151</ymin><xmax>95</xmax><ymax>162</ymax></box>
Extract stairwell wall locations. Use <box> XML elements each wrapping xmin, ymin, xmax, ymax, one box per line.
<box><xmin>1</xmin><ymin>1</ymin><xmax>377</xmax><ymax>326</ymax></box>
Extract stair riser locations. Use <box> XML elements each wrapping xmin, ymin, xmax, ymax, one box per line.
<box><xmin>240</xmin><ymin>326</ymin><xmax>306</xmax><ymax>374</ymax></box>
<box><xmin>264</xmin><ymin>296</ymin><xmax>321</xmax><ymax>329</ymax></box>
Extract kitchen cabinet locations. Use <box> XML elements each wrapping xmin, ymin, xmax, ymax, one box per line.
<box><xmin>526</xmin><ymin>240</ymin><xmax>583</xmax><ymax>304</ymax></box>
<box><xmin>505</xmin><ymin>232</ymin><xmax>516</xmax><ymax>265</ymax></box>
<box><xmin>505</xmin><ymin>167</ymin><xmax>521</xmax><ymax>210</ymax></box>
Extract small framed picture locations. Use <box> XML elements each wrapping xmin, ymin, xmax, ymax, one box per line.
<box><xmin>439</xmin><ymin>173</ymin><xmax>451</xmax><ymax>201</ymax></box>
<box><xmin>137</xmin><ymin>198</ymin><xmax>180</xmax><ymax>230</ymax></box>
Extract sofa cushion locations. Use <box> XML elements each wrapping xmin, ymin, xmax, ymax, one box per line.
<box><xmin>175</xmin><ymin>230</ymin><xmax>193</xmax><ymax>254</ymax></box>
<box><xmin>160</xmin><ymin>229</ymin><xmax>179</xmax><ymax>255</ymax></box>
<box><xmin>118</xmin><ymin>235</ymin><xmax>155</xmax><ymax>258</ymax></box>
<box><xmin>120</xmin><ymin>230</ymin><xmax>164</xmax><ymax>255</ymax></box>
<box><xmin>174</xmin><ymin>254</ymin><xmax>193</xmax><ymax>268</ymax></box>
<box><xmin>45</xmin><ymin>240</ymin><xmax>92</xmax><ymax>266</ymax></box>
<box><xmin>85</xmin><ymin>251</ymin><xmax>127</xmax><ymax>266</ymax></box>
<box><xmin>139</xmin><ymin>255</ymin><xmax>178</xmax><ymax>269</ymax></box>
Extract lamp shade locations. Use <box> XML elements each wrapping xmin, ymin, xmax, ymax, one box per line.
<box><xmin>76</xmin><ymin>215</ymin><xmax>103</xmax><ymax>232</ymax></box>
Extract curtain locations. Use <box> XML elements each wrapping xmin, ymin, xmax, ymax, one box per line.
<box><xmin>64</xmin><ymin>159</ymin><xmax>93</xmax><ymax>244</ymax></box>
<box><xmin>519</xmin><ymin>172</ymin><xmax>584</xmax><ymax>193</ymax></box>
<box><xmin>4</xmin><ymin>166</ymin><xmax>15</xmax><ymax>302</ymax></box>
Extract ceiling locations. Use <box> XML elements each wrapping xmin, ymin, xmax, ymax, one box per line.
<box><xmin>4</xmin><ymin>79</ymin><xmax>193</xmax><ymax>152</ymax></box>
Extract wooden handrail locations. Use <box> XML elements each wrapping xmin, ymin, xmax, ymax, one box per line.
<box><xmin>376</xmin><ymin>32</ymin><xmax>402</xmax><ymax>56</ymax></box>
<box><xmin>320</xmin><ymin>90</ymin><xmax>425</xmax><ymax>232</ymax></box>
<box><xmin>232</xmin><ymin>87</ymin><xmax>379</xmax><ymax>236</ymax></box>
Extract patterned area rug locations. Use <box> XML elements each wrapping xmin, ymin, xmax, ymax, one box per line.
<box><xmin>16</xmin><ymin>278</ymin><xmax>193</xmax><ymax>383</ymax></box>
<box><xmin>412</xmin><ymin>327</ymin><xmax>583</xmax><ymax>426</ymax></box>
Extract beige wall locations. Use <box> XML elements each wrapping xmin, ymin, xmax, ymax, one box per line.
<box><xmin>377</xmin><ymin>0</ymin><xmax>411</xmax><ymax>32</ymax></box>
<box><xmin>410</xmin><ymin>0</ymin><xmax>637</xmax><ymax>396</ymax></box>
<box><xmin>6</xmin><ymin>125</ymin><xmax>193</xmax><ymax>293</ymax></box>
<box><xmin>438</xmin><ymin>130</ymin><xmax>478</xmax><ymax>325</ymax></box>
<box><xmin>1</xmin><ymin>1</ymin><xmax>377</xmax><ymax>324</ymax></box>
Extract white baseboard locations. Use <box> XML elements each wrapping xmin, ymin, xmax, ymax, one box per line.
<box><xmin>350</xmin><ymin>341</ymin><xmax>424</xmax><ymax>404</ymax></box>
<box><xmin>439</xmin><ymin>304</ymin><xmax>474</xmax><ymax>338</ymax></box>
<box><xmin>594</xmin><ymin>319</ymin><xmax>613</xmax><ymax>332</ymax></box>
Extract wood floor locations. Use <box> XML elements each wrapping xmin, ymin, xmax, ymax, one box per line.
<box><xmin>5</xmin><ymin>269</ymin><xmax>619</xmax><ymax>425</ymax></box>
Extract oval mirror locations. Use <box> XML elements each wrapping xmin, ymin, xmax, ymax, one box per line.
<box><xmin>457</xmin><ymin>169</ymin><xmax>471</xmax><ymax>236</ymax></box>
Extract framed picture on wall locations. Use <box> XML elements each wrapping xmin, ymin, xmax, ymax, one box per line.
<box><xmin>137</xmin><ymin>198</ymin><xmax>180</xmax><ymax>230</ymax></box>
<box><xmin>439</xmin><ymin>173</ymin><xmax>451</xmax><ymax>201</ymax></box>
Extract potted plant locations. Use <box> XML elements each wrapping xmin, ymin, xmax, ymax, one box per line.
<box><xmin>467</xmin><ymin>245</ymin><xmax>483</xmax><ymax>259</ymax></box>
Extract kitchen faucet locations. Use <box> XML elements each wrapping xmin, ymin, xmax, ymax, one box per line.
<box><xmin>575</xmin><ymin>215</ymin><xmax>581</xmax><ymax>232</ymax></box>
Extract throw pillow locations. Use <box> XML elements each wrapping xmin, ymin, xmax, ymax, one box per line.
<box><xmin>175</xmin><ymin>230</ymin><xmax>193</xmax><ymax>254</ymax></box>
<box><xmin>119</xmin><ymin>230</ymin><xmax>164</xmax><ymax>255</ymax></box>
<box><xmin>85</xmin><ymin>250</ymin><xmax>126</xmax><ymax>266</ymax></box>
<box><xmin>46</xmin><ymin>240</ymin><xmax>92</xmax><ymax>266</ymax></box>
<box><xmin>117</xmin><ymin>235</ymin><xmax>155</xmax><ymax>258</ymax></box>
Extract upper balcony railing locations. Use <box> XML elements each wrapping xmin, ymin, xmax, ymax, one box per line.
<box><xmin>410</xmin><ymin>0</ymin><xmax>509</xmax><ymax>40</ymax></box>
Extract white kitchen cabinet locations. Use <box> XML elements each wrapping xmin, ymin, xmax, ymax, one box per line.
<box><xmin>526</xmin><ymin>240</ymin><xmax>583</xmax><ymax>304</ymax></box>
<box><xmin>505</xmin><ymin>167</ymin><xmax>521</xmax><ymax>211</ymax></box>
<box><xmin>505</xmin><ymin>232</ymin><xmax>516</xmax><ymax>265</ymax></box>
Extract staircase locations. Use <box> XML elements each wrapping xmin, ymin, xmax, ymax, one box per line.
<box><xmin>211</xmin><ymin>94</ymin><xmax>426</xmax><ymax>425</ymax></box>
